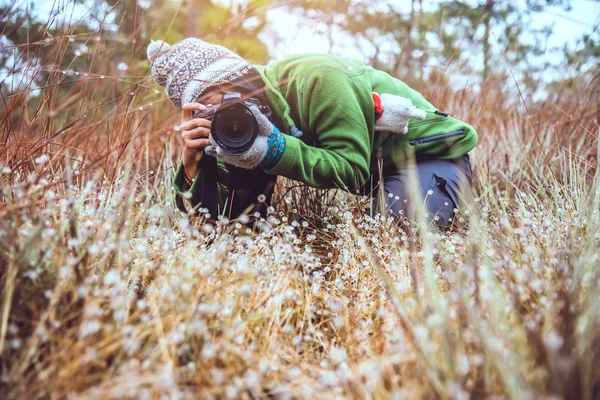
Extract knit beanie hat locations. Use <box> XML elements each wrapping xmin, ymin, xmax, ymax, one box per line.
<box><xmin>147</xmin><ymin>38</ymin><xmax>252</xmax><ymax>108</ymax></box>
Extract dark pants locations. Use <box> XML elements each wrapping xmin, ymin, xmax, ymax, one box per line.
<box><xmin>373</xmin><ymin>154</ymin><xmax>473</xmax><ymax>230</ymax></box>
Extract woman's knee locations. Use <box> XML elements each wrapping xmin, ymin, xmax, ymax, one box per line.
<box><xmin>389</xmin><ymin>174</ymin><xmax>458</xmax><ymax>230</ymax></box>
<box><xmin>423</xmin><ymin>174</ymin><xmax>459</xmax><ymax>230</ymax></box>
<box><xmin>374</xmin><ymin>154</ymin><xmax>473</xmax><ymax>230</ymax></box>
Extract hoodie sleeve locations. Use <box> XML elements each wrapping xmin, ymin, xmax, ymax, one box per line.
<box><xmin>262</xmin><ymin>68</ymin><xmax>373</xmax><ymax>191</ymax></box>
<box><xmin>173</xmin><ymin>156</ymin><xmax>227</xmax><ymax>217</ymax></box>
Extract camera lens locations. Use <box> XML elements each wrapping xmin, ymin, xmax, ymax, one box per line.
<box><xmin>211</xmin><ymin>103</ymin><xmax>259</xmax><ymax>155</ymax></box>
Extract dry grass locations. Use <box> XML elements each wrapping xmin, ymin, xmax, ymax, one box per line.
<box><xmin>1</xmin><ymin>4</ymin><xmax>600</xmax><ymax>399</ymax></box>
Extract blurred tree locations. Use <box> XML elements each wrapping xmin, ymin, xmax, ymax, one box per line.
<box><xmin>0</xmin><ymin>0</ymin><xmax>274</xmax><ymax>143</ymax></box>
<box><xmin>0</xmin><ymin>0</ymin><xmax>274</xmax><ymax>99</ymax></box>
<box><xmin>437</xmin><ymin>0</ymin><xmax>571</xmax><ymax>87</ymax></box>
<box><xmin>106</xmin><ymin>0</ymin><xmax>141</xmax><ymax>37</ymax></box>
<box><xmin>275</xmin><ymin>0</ymin><xmax>587</xmax><ymax>92</ymax></box>
<box><xmin>275</xmin><ymin>0</ymin><xmax>441</xmax><ymax>82</ymax></box>
<box><xmin>563</xmin><ymin>29</ymin><xmax>600</xmax><ymax>72</ymax></box>
<box><xmin>561</xmin><ymin>25</ymin><xmax>600</xmax><ymax>124</ymax></box>
<box><xmin>0</xmin><ymin>4</ymin><xmax>95</xmax><ymax>99</ymax></box>
<box><xmin>180</xmin><ymin>0</ymin><xmax>272</xmax><ymax>63</ymax></box>
<box><xmin>104</xmin><ymin>0</ymin><xmax>272</xmax><ymax>65</ymax></box>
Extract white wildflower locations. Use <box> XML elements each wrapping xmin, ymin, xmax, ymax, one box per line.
<box><xmin>329</xmin><ymin>346</ymin><xmax>348</xmax><ymax>365</ymax></box>
<box><xmin>7</xmin><ymin>324</ymin><xmax>18</xmax><ymax>335</ymax></box>
<box><xmin>88</xmin><ymin>243</ymin><xmax>102</xmax><ymax>255</ymax></box>
<box><xmin>103</xmin><ymin>270</ymin><xmax>120</xmax><ymax>286</ymax></box>
<box><xmin>333</xmin><ymin>315</ymin><xmax>346</xmax><ymax>329</ymax></box>
<box><xmin>201</xmin><ymin>344</ymin><xmax>215</xmax><ymax>359</ymax></box>
<box><xmin>543</xmin><ymin>330</ymin><xmax>564</xmax><ymax>351</ymax></box>
<box><xmin>225</xmin><ymin>385</ymin><xmax>238</xmax><ymax>399</ymax></box>
<box><xmin>41</xmin><ymin>228</ymin><xmax>56</xmax><ymax>240</ymax></box>
<box><xmin>79</xmin><ymin>320</ymin><xmax>101</xmax><ymax>338</ymax></box>
<box><xmin>58</xmin><ymin>266</ymin><xmax>72</xmax><ymax>279</ymax></box>
<box><xmin>35</xmin><ymin>154</ymin><xmax>49</xmax><ymax>164</ymax></box>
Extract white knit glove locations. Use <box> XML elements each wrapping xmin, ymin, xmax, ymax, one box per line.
<box><xmin>374</xmin><ymin>93</ymin><xmax>427</xmax><ymax>134</ymax></box>
<box><xmin>204</xmin><ymin>105</ymin><xmax>273</xmax><ymax>169</ymax></box>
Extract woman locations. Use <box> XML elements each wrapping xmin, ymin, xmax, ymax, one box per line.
<box><xmin>147</xmin><ymin>38</ymin><xmax>477</xmax><ymax>229</ymax></box>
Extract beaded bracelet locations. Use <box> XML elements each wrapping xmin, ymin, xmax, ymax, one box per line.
<box><xmin>183</xmin><ymin>167</ymin><xmax>194</xmax><ymax>186</ymax></box>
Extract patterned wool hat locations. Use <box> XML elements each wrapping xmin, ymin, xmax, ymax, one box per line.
<box><xmin>147</xmin><ymin>38</ymin><xmax>252</xmax><ymax>108</ymax></box>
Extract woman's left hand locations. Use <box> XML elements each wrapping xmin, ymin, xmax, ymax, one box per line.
<box><xmin>204</xmin><ymin>105</ymin><xmax>274</xmax><ymax>169</ymax></box>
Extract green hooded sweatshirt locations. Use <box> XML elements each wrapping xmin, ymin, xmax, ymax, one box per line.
<box><xmin>173</xmin><ymin>53</ymin><xmax>477</xmax><ymax>217</ymax></box>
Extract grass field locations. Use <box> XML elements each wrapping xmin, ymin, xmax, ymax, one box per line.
<box><xmin>1</xmin><ymin>11</ymin><xmax>600</xmax><ymax>399</ymax></box>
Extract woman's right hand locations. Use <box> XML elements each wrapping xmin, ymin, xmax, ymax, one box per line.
<box><xmin>180</xmin><ymin>102</ymin><xmax>212</xmax><ymax>179</ymax></box>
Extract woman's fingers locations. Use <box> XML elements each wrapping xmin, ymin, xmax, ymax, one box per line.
<box><xmin>182</xmin><ymin>102</ymin><xmax>206</xmax><ymax>122</ymax></box>
<box><xmin>184</xmin><ymin>138</ymin><xmax>211</xmax><ymax>150</ymax></box>
<box><xmin>180</xmin><ymin>103</ymin><xmax>214</xmax><ymax>153</ymax></box>
<box><xmin>182</xmin><ymin>126</ymin><xmax>211</xmax><ymax>141</ymax></box>
<box><xmin>180</xmin><ymin>118</ymin><xmax>211</xmax><ymax>132</ymax></box>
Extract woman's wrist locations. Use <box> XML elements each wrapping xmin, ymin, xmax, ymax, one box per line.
<box><xmin>259</xmin><ymin>126</ymin><xmax>285</xmax><ymax>169</ymax></box>
<box><xmin>182</xmin><ymin>153</ymin><xmax>202</xmax><ymax>186</ymax></box>
<box><xmin>183</xmin><ymin>166</ymin><xmax>195</xmax><ymax>186</ymax></box>
<box><xmin>183</xmin><ymin>151</ymin><xmax>202</xmax><ymax>178</ymax></box>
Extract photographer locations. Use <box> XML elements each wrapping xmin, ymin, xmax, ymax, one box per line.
<box><xmin>147</xmin><ymin>38</ymin><xmax>477</xmax><ymax>230</ymax></box>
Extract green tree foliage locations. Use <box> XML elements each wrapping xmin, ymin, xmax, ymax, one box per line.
<box><xmin>101</xmin><ymin>0</ymin><xmax>271</xmax><ymax>66</ymax></box>
<box><xmin>0</xmin><ymin>0</ymin><xmax>273</xmax><ymax>99</ymax></box>
<box><xmin>181</xmin><ymin>0</ymin><xmax>271</xmax><ymax>63</ymax></box>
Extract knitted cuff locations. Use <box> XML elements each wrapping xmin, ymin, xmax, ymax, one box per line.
<box><xmin>259</xmin><ymin>125</ymin><xmax>285</xmax><ymax>170</ymax></box>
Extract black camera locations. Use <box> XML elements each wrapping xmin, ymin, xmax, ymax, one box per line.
<box><xmin>193</xmin><ymin>92</ymin><xmax>272</xmax><ymax>156</ymax></box>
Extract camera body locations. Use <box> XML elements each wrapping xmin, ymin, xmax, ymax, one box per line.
<box><xmin>193</xmin><ymin>92</ymin><xmax>271</xmax><ymax>156</ymax></box>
